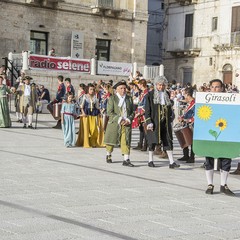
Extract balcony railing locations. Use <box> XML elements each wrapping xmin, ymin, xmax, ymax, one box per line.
<box><xmin>167</xmin><ymin>37</ymin><xmax>201</xmax><ymax>52</ymax></box>
<box><xmin>231</xmin><ymin>32</ymin><xmax>240</xmax><ymax>46</ymax></box>
<box><xmin>175</xmin><ymin>0</ymin><xmax>198</xmax><ymax>5</ymax></box>
<box><xmin>96</xmin><ymin>0</ymin><xmax>114</xmax><ymax>9</ymax></box>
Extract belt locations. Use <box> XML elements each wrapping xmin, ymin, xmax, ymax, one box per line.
<box><xmin>63</xmin><ymin>112</ymin><xmax>74</xmax><ymax>116</ymax></box>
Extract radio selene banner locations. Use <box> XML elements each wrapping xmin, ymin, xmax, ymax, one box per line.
<box><xmin>29</xmin><ymin>55</ymin><xmax>90</xmax><ymax>73</ymax></box>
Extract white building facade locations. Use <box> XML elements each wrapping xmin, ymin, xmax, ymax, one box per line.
<box><xmin>146</xmin><ymin>0</ymin><xmax>165</xmax><ymax>66</ymax></box>
<box><xmin>163</xmin><ymin>0</ymin><xmax>240</xmax><ymax>87</ymax></box>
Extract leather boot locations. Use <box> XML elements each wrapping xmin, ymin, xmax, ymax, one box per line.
<box><xmin>178</xmin><ymin>147</ymin><xmax>189</xmax><ymax>161</ymax></box>
<box><xmin>52</xmin><ymin>119</ymin><xmax>62</xmax><ymax>129</ymax></box>
<box><xmin>186</xmin><ymin>149</ymin><xmax>195</xmax><ymax>163</ymax></box>
<box><xmin>133</xmin><ymin>142</ymin><xmax>142</xmax><ymax>150</ymax></box>
<box><xmin>230</xmin><ymin>163</ymin><xmax>240</xmax><ymax>175</ymax></box>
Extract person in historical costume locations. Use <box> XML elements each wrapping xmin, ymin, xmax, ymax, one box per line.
<box><xmin>98</xmin><ymin>83</ymin><xmax>113</xmax><ymax>141</ymax></box>
<box><xmin>48</xmin><ymin>75</ymin><xmax>66</xmax><ymax>129</ymax></box>
<box><xmin>76</xmin><ymin>83</ymin><xmax>101</xmax><ymax>148</ymax></box>
<box><xmin>145</xmin><ymin>76</ymin><xmax>179</xmax><ymax>168</ymax></box>
<box><xmin>177</xmin><ymin>87</ymin><xmax>195</xmax><ymax>163</ymax></box>
<box><xmin>18</xmin><ymin>76</ymin><xmax>38</xmax><ymax>129</ymax></box>
<box><xmin>14</xmin><ymin>71</ymin><xmax>25</xmax><ymax>122</ymax></box>
<box><xmin>104</xmin><ymin>80</ymin><xmax>135</xmax><ymax>167</ymax></box>
<box><xmin>64</xmin><ymin>78</ymin><xmax>75</xmax><ymax>99</ymax></box>
<box><xmin>61</xmin><ymin>92</ymin><xmax>77</xmax><ymax>147</ymax></box>
<box><xmin>0</xmin><ymin>75</ymin><xmax>12</xmax><ymax>128</ymax></box>
<box><xmin>204</xmin><ymin>79</ymin><xmax>234</xmax><ymax>196</ymax></box>
<box><xmin>132</xmin><ymin>79</ymin><xmax>149</xmax><ymax>151</ymax></box>
<box><xmin>76</xmin><ymin>83</ymin><xmax>86</xmax><ymax>115</ymax></box>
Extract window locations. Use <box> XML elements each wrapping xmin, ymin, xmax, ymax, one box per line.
<box><xmin>30</xmin><ymin>31</ymin><xmax>48</xmax><ymax>55</ymax></box>
<box><xmin>212</xmin><ymin>17</ymin><xmax>218</xmax><ymax>31</ymax></box>
<box><xmin>232</xmin><ymin>6</ymin><xmax>240</xmax><ymax>32</ymax></box>
<box><xmin>183</xmin><ymin>68</ymin><xmax>193</xmax><ymax>86</ymax></box>
<box><xmin>95</xmin><ymin>39</ymin><xmax>111</xmax><ymax>61</ymax></box>
<box><xmin>185</xmin><ymin>14</ymin><xmax>193</xmax><ymax>38</ymax></box>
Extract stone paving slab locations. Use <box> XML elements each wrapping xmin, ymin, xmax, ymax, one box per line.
<box><xmin>0</xmin><ymin>112</ymin><xmax>240</xmax><ymax>240</ymax></box>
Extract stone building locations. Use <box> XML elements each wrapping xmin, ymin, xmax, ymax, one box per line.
<box><xmin>0</xmin><ymin>0</ymin><xmax>148</xmax><ymax>66</ymax></box>
<box><xmin>163</xmin><ymin>0</ymin><xmax>240</xmax><ymax>88</ymax></box>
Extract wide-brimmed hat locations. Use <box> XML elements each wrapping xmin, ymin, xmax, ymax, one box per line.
<box><xmin>113</xmin><ymin>80</ymin><xmax>127</xmax><ymax>89</ymax></box>
<box><xmin>23</xmin><ymin>76</ymin><xmax>33</xmax><ymax>81</ymax></box>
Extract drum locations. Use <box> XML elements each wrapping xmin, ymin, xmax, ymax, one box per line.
<box><xmin>174</xmin><ymin>124</ymin><xmax>193</xmax><ymax>149</ymax></box>
<box><xmin>53</xmin><ymin>103</ymin><xmax>62</xmax><ymax>120</ymax></box>
<box><xmin>47</xmin><ymin>102</ymin><xmax>62</xmax><ymax>120</ymax></box>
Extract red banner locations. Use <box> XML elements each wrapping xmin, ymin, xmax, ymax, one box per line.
<box><xmin>29</xmin><ymin>55</ymin><xmax>90</xmax><ymax>73</ymax></box>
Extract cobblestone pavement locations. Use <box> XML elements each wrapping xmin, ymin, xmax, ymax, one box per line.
<box><xmin>0</xmin><ymin>112</ymin><xmax>240</xmax><ymax>240</ymax></box>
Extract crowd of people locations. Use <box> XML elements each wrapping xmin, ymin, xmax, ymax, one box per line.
<box><xmin>0</xmin><ymin>70</ymin><xmax>239</xmax><ymax>196</ymax></box>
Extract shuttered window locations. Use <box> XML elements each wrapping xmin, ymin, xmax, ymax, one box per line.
<box><xmin>232</xmin><ymin>6</ymin><xmax>240</xmax><ymax>32</ymax></box>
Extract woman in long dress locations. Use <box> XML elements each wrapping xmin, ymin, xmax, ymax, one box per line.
<box><xmin>61</xmin><ymin>92</ymin><xmax>77</xmax><ymax>147</ymax></box>
<box><xmin>76</xmin><ymin>84</ymin><xmax>101</xmax><ymax>148</ymax></box>
<box><xmin>0</xmin><ymin>75</ymin><xmax>11</xmax><ymax>128</ymax></box>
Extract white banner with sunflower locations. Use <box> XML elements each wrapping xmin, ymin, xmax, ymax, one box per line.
<box><xmin>193</xmin><ymin>92</ymin><xmax>240</xmax><ymax>158</ymax></box>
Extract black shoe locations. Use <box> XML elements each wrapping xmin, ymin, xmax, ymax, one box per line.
<box><xmin>177</xmin><ymin>156</ymin><xmax>189</xmax><ymax>161</ymax></box>
<box><xmin>205</xmin><ymin>184</ymin><xmax>214</xmax><ymax>194</ymax></box>
<box><xmin>186</xmin><ymin>157</ymin><xmax>195</xmax><ymax>163</ymax></box>
<box><xmin>220</xmin><ymin>184</ymin><xmax>235</xmax><ymax>196</ymax></box>
<box><xmin>28</xmin><ymin>124</ymin><xmax>34</xmax><ymax>129</ymax></box>
<box><xmin>148</xmin><ymin>161</ymin><xmax>155</xmax><ymax>167</ymax></box>
<box><xmin>106</xmin><ymin>155</ymin><xmax>112</xmax><ymax>163</ymax></box>
<box><xmin>169</xmin><ymin>162</ymin><xmax>180</xmax><ymax>169</ymax></box>
<box><xmin>23</xmin><ymin>124</ymin><xmax>27</xmax><ymax>128</ymax></box>
<box><xmin>122</xmin><ymin>159</ymin><xmax>134</xmax><ymax>167</ymax></box>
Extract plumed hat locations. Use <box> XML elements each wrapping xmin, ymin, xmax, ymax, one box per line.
<box><xmin>113</xmin><ymin>80</ymin><xmax>127</xmax><ymax>89</ymax></box>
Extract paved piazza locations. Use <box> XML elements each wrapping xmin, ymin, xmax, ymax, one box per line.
<box><xmin>0</xmin><ymin>112</ymin><xmax>240</xmax><ymax>240</ymax></box>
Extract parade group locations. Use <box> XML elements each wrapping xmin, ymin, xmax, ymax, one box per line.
<box><xmin>0</xmin><ymin>70</ymin><xmax>239</xmax><ymax>197</ymax></box>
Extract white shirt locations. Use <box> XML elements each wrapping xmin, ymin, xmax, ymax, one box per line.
<box><xmin>24</xmin><ymin>85</ymin><xmax>31</xmax><ymax>96</ymax></box>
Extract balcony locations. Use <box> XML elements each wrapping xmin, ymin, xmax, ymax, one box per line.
<box><xmin>26</xmin><ymin>0</ymin><xmax>64</xmax><ymax>6</ymax></box>
<box><xmin>167</xmin><ymin>37</ymin><xmax>201</xmax><ymax>57</ymax></box>
<box><xmin>91</xmin><ymin>0</ymin><xmax>123</xmax><ymax>17</ymax></box>
<box><xmin>96</xmin><ymin>0</ymin><xmax>114</xmax><ymax>9</ymax></box>
<box><xmin>212</xmin><ymin>32</ymin><xmax>240</xmax><ymax>51</ymax></box>
<box><xmin>175</xmin><ymin>0</ymin><xmax>198</xmax><ymax>5</ymax></box>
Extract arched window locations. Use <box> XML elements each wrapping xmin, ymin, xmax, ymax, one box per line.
<box><xmin>222</xmin><ymin>64</ymin><xmax>232</xmax><ymax>84</ymax></box>
<box><xmin>223</xmin><ymin>64</ymin><xmax>233</xmax><ymax>72</ymax></box>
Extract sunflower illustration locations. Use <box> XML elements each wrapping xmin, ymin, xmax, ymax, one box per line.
<box><xmin>209</xmin><ymin>118</ymin><xmax>227</xmax><ymax>141</ymax></box>
<box><xmin>216</xmin><ymin>118</ymin><xmax>227</xmax><ymax>131</ymax></box>
<box><xmin>197</xmin><ymin>105</ymin><xmax>212</xmax><ymax>121</ymax></box>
